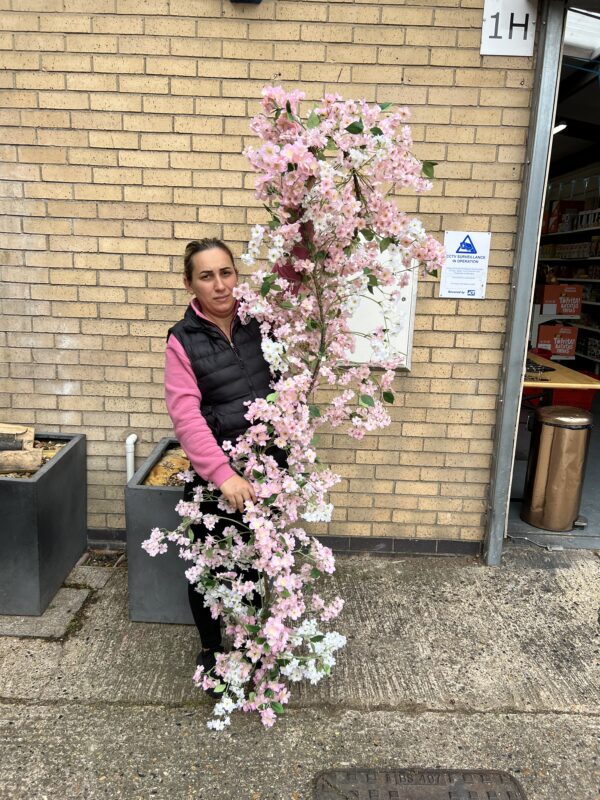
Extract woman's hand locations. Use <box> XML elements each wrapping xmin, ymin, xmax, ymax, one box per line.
<box><xmin>218</xmin><ymin>474</ymin><xmax>256</xmax><ymax>513</ymax></box>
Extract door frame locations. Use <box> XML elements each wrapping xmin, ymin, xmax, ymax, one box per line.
<box><xmin>484</xmin><ymin>0</ymin><xmax>568</xmax><ymax>565</ymax></box>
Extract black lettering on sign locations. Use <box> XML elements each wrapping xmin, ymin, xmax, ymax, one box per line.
<box><xmin>508</xmin><ymin>12</ymin><xmax>529</xmax><ymax>40</ymax></box>
<box><xmin>489</xmin><ymin>11</ymin><xmax>502</xmax><ymax>39</ymax></box>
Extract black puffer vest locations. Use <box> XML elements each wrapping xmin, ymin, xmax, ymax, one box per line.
<box><xmin>168</xmin><ymin>305</ymin><xmax>272</xmax><ymax>446</ymax></box>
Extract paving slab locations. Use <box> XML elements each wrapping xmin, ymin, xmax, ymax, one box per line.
<box><xmin>0</xmin><ymin>588</ymin><xmax>90</xmax><ymax>639</ymax></box>
<box><xmin>65</xmin><ymin>565</ymin><xmax>115</xmax><ymax>591</ymax></box>
<box><xmin>0</xmin><ymin>703</ymin><xmax>597</xmax><ymax>800</ymax></box>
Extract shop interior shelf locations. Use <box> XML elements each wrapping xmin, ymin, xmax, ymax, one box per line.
<box><xmin>574</xmin><ymin>324</ymin><xmax>600</xmax><ymax>334</ymax></box>
<box><xmin>539</xmin><ymin>258</ymin><xmax>600</xmax><ymax>263</ymax></box>
<box><xmin>541</xmin><ymin>225</ymin><xmax>600</xmax><ymax>240</ymax></box>
<box><xmin>575</xmin><ymin>351</ymin><xmax>600</xmax><ymax>364</ymax></box>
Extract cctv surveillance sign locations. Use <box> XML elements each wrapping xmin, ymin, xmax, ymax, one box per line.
<box><xmin>440</xmin><ymin>231</ymin><xmax>491</xmax><ymax>299</ymax></box>
<box><xmin>481</xmin><ymin>0</ymin><xmax>537</xmax><ymax>56</ymax></box>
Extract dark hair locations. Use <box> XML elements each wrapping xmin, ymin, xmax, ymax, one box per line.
<box><xmin>183</xmin><ymin>238</ymin><xmax>236</xmax><ymax>281</ymax></box>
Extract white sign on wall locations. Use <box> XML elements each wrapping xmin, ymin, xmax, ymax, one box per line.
<box><xmin>440</xmin><ymin>231</ymin><xmax>492</xmax><ymax>299</ymax></box>
<box><xmin>349</xmin><ymin>261</ymin><xmax>418</xmax><ymax>370</ymax></box>
<box><xmin>480</xmin><ymin>0</ymin><xmax>537</xmax><ymax>56</ymax></box>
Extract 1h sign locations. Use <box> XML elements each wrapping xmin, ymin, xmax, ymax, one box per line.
<box><xmin>480</xmin><ymin>0</ymin><xmax>537</xmax><ymax>56</ymax></box>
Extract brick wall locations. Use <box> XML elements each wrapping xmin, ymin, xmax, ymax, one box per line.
<box><xmin>0</xmin><ymin>0</ymin><xmax>535</xmax><ymax>541</ymax></box>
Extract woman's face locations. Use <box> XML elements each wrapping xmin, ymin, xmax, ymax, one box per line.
<box><xmin>184</xmin><ymin>247</ymin><xmax>238</xmax><ymax>320</ymax></box>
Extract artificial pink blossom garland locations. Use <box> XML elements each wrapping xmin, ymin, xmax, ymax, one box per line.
<box><xmin>143</xmin><ymin>86</ymin><xmax>445</xmax><ymax>730</ymax></box>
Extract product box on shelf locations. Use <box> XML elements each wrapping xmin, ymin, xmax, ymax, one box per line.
<box><xmin>547</xmin><ymin>200</ymin><xmax>584</xmax><ymax>233</ymax></box>
<box><xmin>537</xmin><ymin>323</ymin><xmax>578</xmax><ymax>357</ymax></box>
<box><xmin>535</xmin><ymin>283</ymin><xmax>583</xmax><ymax>316</ymax></box>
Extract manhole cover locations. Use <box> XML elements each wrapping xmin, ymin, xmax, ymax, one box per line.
<box><xmin>314</xmin><ymin>769</ymin><xmax>526</xmax><ymax>800</ymax></box>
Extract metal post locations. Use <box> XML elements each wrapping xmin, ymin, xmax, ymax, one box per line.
<box><xmin>484</xmin><ymin>0</ymin><xmax>567</xmax><ymax>565</ymax></box>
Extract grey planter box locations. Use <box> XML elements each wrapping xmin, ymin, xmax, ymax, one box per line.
<box><xmin>125</xmin><ymin>437</ymin><xmax>194</xmax><ymax>625</ymax></box>
<box><xmin>0</xmin><ymin>433</ymin><xmax>87</xmax><ymax>616</ymax></box>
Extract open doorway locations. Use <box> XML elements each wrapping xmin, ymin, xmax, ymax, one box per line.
<box><xmin>507</xmin><ymin>7</ymin><xmax>600</xmax><ymax>550</ymax></box>
<box><xmin>485</xmin><ymin>2</ymin><xmax>600</xmax><ymax>564</ymax></box>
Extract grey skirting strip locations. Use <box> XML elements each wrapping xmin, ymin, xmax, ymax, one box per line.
<box><xmin>87</xmin><ymin>529</ymin><xmax>482</xmax><ymax>557</ymax></box>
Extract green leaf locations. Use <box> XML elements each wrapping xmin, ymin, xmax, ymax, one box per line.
<box><xmin>311</xmin><ymin>634</ymin><xmax>325</xmax><ymax>642</ymax></box>
<box><xmin>326</xmin><ymin>137</ymin><xmax>337</xmax><ymax>150</ymax></box>
<box><xmin>281</xmin><ymin>589</ymin><xmax>291</xmax><ymax>599</ymax></box>
<box><xmin>361</xmin><ymin>228</ymin><xmax>374</xmax><ymax>241</ymax></box>
<box><xmin>265</xmin><ymin>688</ymin><xmax>274</xmax><ymax>699</ymax></box>
<box><xmin>286</xmin><ymin>162</ymin><xmax>295</xmax><ymax>172</ymax></box>
<box><xmin>268</xmin><ymin>218</ymin><xmax>280</xmax><ymax>230</ymax></box>
<box><xmin>264</xmin><ymin>494</ymin><xmax>278</xmax><ymax>506</ymax></box>
<box><xmin>245</xmin><ymin>623</ymin><xmax>260</xmax><ymax>634</ymax></box>
<box><xmin>266</xmin><ymin>392</ymin><xmax>278</xmax><ymax>403</ymax></box>
<box><xmin>345</xmin><ymin>119</ymin><xmax>364</xmax><ymax>134</ymax></box>
<box><xmin>280</xmin><ymin>300</ymin><xmax>294</xmax><ymax>309</ymax></box>
<box><xmin>306</xmin><ymin>318</ymin><xmax>319</xmax><ymax>330</ymax></box>
<box><xmin>310</xmin><ymin>567</ymin><xmax>321</xmax><ymax>580</ymax></box>
<box><xmin>252</xmin><ymin>469</ymin><xmax>265</xmax><ymax>482</ymax></box>
<box><xmin>383</xmin><ymin>391</ymin><xmax>395</xmax><ymax>404</ymax></box>
<box><xmin>367</xmin><ymin>285</ymin><xmax>374</xmax><ymax>295</ymax></box>
<box><xmin>379</xmin><ymin>237</ymin><xmax>393</xmax><ymax>252</ymax></box>
<box><xmin>422</xmin><ymin>160</ymin><xmax>437</xmax><ymax>179</ymax></box>
<box><xmin>260</xmin><ymin>276</ymin><xmax>275</xmax><ymax>297</ymax></box>
<box><xmin>370</xmin><ymin>126</ymin><xmax>383</xmax><ymax>136</ymax></box>
<box><xmin>213</xmin><ymin>684</ymin><xmax>226</xmax><ymax>694</ymax></box>
<box><xmin>378</xmin><ymin>102</ymin><xmax>392</xmax><ymax>111</ymax></box>
<box><xmin>309</xmin><ymin>404</ymin><xmax>321</xmax><ymax>418</ymax></box>
<box><xmin>307</xmin><ymin>110</ymin><xmax>320</xmax><ymax>129</ymax></box>
<box><xmin>429</xmin><ymin>268</ymin><xmax>438</xmax><ymax>279</ymax></box>
<box><xmin>271</xmin><ymin>701</ymin><xmax>285</xmax><ymax>715</ymax></box>
<box><xmin>359</xmin><ymin>394</ymin><xmax>375</xmax><ymax>408</ymax></box>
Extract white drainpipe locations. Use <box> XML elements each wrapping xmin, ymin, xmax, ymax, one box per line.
<box><xmin>125</xmin><ymin>433</ymin><xmax>138</xmax><ymax>482</ymax></box>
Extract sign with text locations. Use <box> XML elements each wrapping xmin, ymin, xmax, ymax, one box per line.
<box><xmin>480</xmin><ymin>0</ymin><xmax>537</xmax><ymax>56</ymax></box>
<box><xmin>440</xmin><ymin>231</ymin><xmax>491</xmax><ymax>299</ymax></box>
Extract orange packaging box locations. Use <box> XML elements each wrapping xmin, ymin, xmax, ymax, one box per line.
<box><xmin>535</xmin><ymin>283</ymin><xmax>583</xmax><ymax>316</ymax></box>
<box><xmin>537</xmin><ymin>323</ymin><xmax>578</xmax><ymax>357</ymax></box>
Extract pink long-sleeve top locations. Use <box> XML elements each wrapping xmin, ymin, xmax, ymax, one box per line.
<box><xmin>164</xmin><ymin>299</ymin><xmax>236</xmax><ymax>487</ymax></box>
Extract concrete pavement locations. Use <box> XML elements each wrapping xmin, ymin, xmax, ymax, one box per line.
<box><xmin>0</xmin><ymin>546</ymin><xmax>598</xmax><ymax>799</ymax></box>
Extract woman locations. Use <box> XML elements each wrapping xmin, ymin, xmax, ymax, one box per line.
<box><xmin>164</xmin><ymin>238</ymin><xmax>273</xmax><ymax>680</ymax></box>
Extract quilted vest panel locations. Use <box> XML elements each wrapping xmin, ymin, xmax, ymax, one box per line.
<box><xmin>168</xmin><ymin>306</ymin><xmax>272</xmax><ymax>445</ymax></box>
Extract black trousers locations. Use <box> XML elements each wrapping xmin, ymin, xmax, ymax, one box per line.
<box><xmin>184</xmin><ymin>478</ymin><xmax>261</xmax><ymax>650</ymax></box>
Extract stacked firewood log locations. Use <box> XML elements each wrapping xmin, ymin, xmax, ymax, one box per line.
<box><xmin>0</xmin><ymin>424</ymin><xmax>43</xmax><ymax>474</ymax></box>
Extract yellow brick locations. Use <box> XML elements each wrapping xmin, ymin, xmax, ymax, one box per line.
<box><xmin>19</xmin><ymin>110</ymin><xmax>71</xmax><ymax>131</ymax></box>
<box><xmin>382</xmin><ymin>6</ymin><xmax>434</xmax><ymax>27</ymax></box>
<box><xmin>406</xmin><ymin>27</ymin><xmax>456</xmax><ymax>46</ymax></box>
<box><xmin>97</xmin><ymin>201</ymin><xmax>143</xmax><ymax>219</ymax></box>
<box><xmin>0</xmin><ymin>52</ymin><xmax>40</xmax><ymax>69</ymax></box>
<box><xmin>354</xmin><ymin>27</ymin><xmax>403</xmax><ymax>46</ymax></box>
<box><xmin>405</xmin><ymin>66</ymin><xmax>455</xmax><ymax>86</ymax></box>
<box><xmin>69</xmin><ymin>148</ymin><xmax>118</xmax><ymax>167</ymax></box>
<box><xmin>434</xmin><ymin>8</ymin><xmax>483</xmax><ymax>27</ymax></box>
<box><xmin>481</xmin><ymin>87</ymin><xmax>531</xmax><ymax>108</ymax></box>
<box><xmin>277</xmin><ymin>2</ymin><xmax>326</xmax><ymax>21</ymax></box>
<box><xmin>74</xmin><ymin>185</ymin><xmax>123</xmax><ymax>201</ymax></box>
<box><xmin>378</xmin><ymin>46</ymin><xmax>429</xmax><ymax>66</ymax></box>
<box><xmin>498</xmin><ymin>145</ymin><xmax>526</xmax><ymax>164</ymax></box>
<box><xmin>502</xmin><ymin>108</ymin><xmax>530</xmax><ymax>126</ymax></box>
<box><xmin>14</xmin><ymin>32</ymin><xmax>64</xmax><ymax>50</ymax></box>
<box><xmin>91</xmin><ymin>166</ymin><xmax>141</xmax><ymax>185</ymax></box>
<box><xmin>89</xmin><ymin>93</ymin><xmax>142</xmax><ymax>112</ymax></box>
<box><xmin>249</xmin><ymin>61</ymin><xmax>300</xmax><ymax>82</ymax></box>
<box><xmin>143</xmin><ymin>169</ymin><xmax>191</xmax><ymax>187</ymax></box>
<box><xmin>98</xmin><ymin>237</ymin><xmax>146</xmax><ymax>254</ymax></box>
<box><xmin>70</xmin><ymin>111</ymin><xmax>122</xmax><ymax>131</ymax></box>
<box><xmin>89</xmin><ymin>131</ymin><xmax>138</xmax><ymax>150</ymax></box>
<box><xmin>66</xmin><ymin>34</ymin><xmax>117</xmax><ymax>53</ymax></box>
<box><xmin>16</xmin><ymin>73</ymin><xmax>64</xmax><ymax>90</ymax></box>
<box><xmin>93</xmin><ymin>15</ymin><xmax>142</xmax><ymax>34</ymax></box>
<box><xmin>93</xmin><ymin>54</ymin><xmax>144</xmax><ymax>73</ymax></box>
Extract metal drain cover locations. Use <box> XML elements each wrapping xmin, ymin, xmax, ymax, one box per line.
<box><xmin>314</xmin><ymin>768</ymin><xmax>526</xmax><ymax>799</ymax></box>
